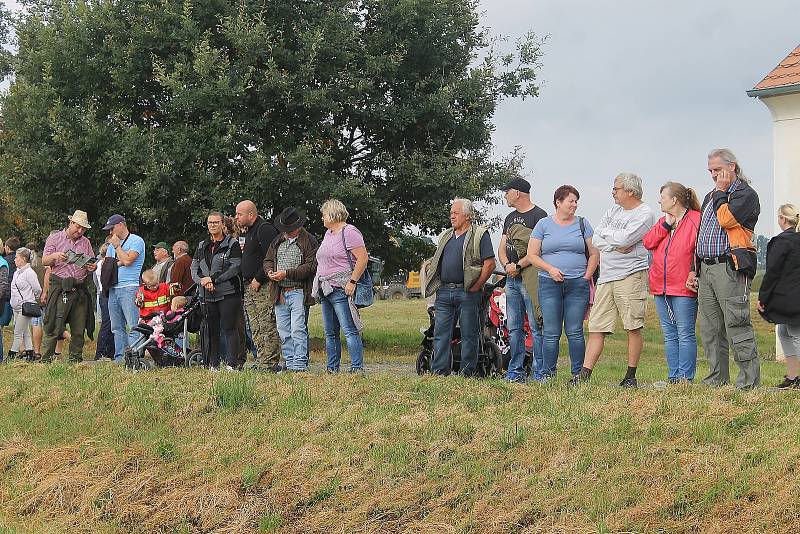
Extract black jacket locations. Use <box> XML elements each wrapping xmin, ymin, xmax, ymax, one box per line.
<box><xmin>239</xmin><ymin>216</ymin><xmax>278</xmax><ymax>284</ymax></box>
<box><xmin>758</xmin><ymin>229</ymin><xmax>800</xmax><ymax>326</ymax></box>
<box><xmin>191</xmin><ymin>235</ymin><xmax>242</xmax><ymax>302</ymax></box>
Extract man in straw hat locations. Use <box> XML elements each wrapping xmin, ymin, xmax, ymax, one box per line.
<box><xmin>40</xmin><ymin>210</ymin><xmax>97</xmax><ymax>362</ymax></box>
<box><xmin>263</xmin><ymin>208</ymin><xmax>319</xmax><ymax>372</ymax></box>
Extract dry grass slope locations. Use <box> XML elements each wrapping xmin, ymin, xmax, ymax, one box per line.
<box><xmin>0</xmin><ymin>298</ymin><xmax>794</xmax><ymax>533</ymax></box>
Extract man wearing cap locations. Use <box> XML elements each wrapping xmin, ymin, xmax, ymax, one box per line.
<box><xmin>151</xmin><ymin>242</ymin><xmax>174</xmax><ymax>284</ymax></box>
<box><xmin>498</xmin><ymin>178</ymin><xmax>547</xmax><ymax>383</ymax></box>
<box><xmin>40</xmin><ymin>210</ymin><xmax>97</xmax><ymax>362</ymax></box>
<box><xmin>103</xmin><ymin>214</ymin><xmax>146</xmax><ymax>363</ymax></box>
<box><xmin>234</xmin><ymin>200</ymin><xmax>281</xmax><ymax>370</ymax></box>
<box><xmin>263</xmin><ymin>208</ymin><xmax>319</xmax><ymax>372</ymax></box>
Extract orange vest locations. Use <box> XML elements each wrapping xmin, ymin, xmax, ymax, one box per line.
<box><xmin>136</xmin><ymin>283</ymin><xmax>172</xmax><ymax>319</ymax></box>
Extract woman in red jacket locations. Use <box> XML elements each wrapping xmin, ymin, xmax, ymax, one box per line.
<box><xmin>643</xmin><ymin>182</ymin><xmax>701</xmax><ymax>383</ymax></box>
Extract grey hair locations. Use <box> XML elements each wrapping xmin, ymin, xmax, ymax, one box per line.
<box><xmin>615</xmin><ymin>173</ymin><xmax>643</xmax><ymax>200</ymax></box>
<box><xmin>15</xmin><ymin>247</ymin><xmax>32</xmax><ymax>263</ymax></box>
<box><xmin>451</xmin><ymin>198</ymin><xmax>476</xmax><ymax>221</ymax></box>
<box><xmin>708</xmin><ymin>148</ymin><xmax>749</xmax><ymax>184</ymax></box>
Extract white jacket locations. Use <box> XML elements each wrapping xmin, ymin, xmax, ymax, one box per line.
<box><xmin>10</xmin><ymin>265</ymin><xmax>42</xmax><ymax>312</ymax></box>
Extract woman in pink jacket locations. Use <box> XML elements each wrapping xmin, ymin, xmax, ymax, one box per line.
<box><xmin>643</xmin><ymin>182</ymin><xmax>701</xmax><ymax>383</ymax></box>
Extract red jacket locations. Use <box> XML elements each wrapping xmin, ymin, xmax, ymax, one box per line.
<box><xmin>642</xmin><ymin>210</ymin><xmax>701</xmax><ymax>298</ymax></box>
<box><xmin>135</xmin><ymin>283</ymin><xmax>174</xmax><ymax>319</ymax></box>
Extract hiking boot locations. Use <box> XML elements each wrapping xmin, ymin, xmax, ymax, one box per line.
<box><xmin>776</xmin><ymin>376</ymin><xmax>800</xmax><ymax>389</ymax></box>
<box><xmin>619</xmin><ymin>377</ymin><xmax>638</xmax><ymax>388</ymax></box>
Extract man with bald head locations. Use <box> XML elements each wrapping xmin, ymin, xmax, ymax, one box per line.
<box><xmin>235</xmin><ymin>200</ymin><xmax>281</xmax><ymax>370</ymax></box>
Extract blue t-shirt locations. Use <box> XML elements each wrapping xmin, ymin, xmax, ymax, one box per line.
<box><xmin>107</xmin><ymin>233</ymin><xmax>146</xmax><ymax>287</ymax></box>
<box><xmin>440</xmin><ymin>231</ymin><xmax>495</xmax><ymax>284</ymax></box>
<box><xmin>531</xmin><ymin>216</ymin><xmax>593</xmax><ymax>279</ymax></box>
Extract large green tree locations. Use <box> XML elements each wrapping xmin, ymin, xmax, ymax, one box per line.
<box><xmin>0</xmin><ymin>0</ymin><xmax>542</xmax><ymax>273</ymax></box>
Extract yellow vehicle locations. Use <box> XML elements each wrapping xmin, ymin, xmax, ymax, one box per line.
<box><xmin>378</xmin><ymin>270</ymin><xmax>421</xmax><ymax>300</ymax></box>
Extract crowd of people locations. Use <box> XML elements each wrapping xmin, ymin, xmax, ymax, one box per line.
<box><xmin>1</xmin><ymin>148</ymin><xmax>799</xmax><ymax>388</ymax></box>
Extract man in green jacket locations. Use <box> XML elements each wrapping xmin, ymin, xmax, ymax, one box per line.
<box><xmin>424</xmin><ymin>198</ymin><xmax>495</xmax><ymax>376</ymax></box>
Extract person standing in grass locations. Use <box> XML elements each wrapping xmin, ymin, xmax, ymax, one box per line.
<box><xmin>192</xmin><ymin>211</ymin><xmax>243</xmax><ymax>372</ymax></box>
<box><xmin>264</xmin><ymin>208</ymin><xmax>319</xmax><ymax>372</ymax></box>
<box><xmin>8</xmin><ymin>247</ymin><xmax>42</xmax><ymax>360</ymax></box>
<box><xmin>312</xmin><ymin>199</ymin><xmax>369</xmax><ymax>373</ymax></box>
<box><xmin>573</xmin><ymin>173</ymin><xmax>656</xmax><ymax>387</ymax></box>
<box><xmin>519</xmin><ymin>185</ymin><xmax>599</xmax><ymax>383</ymax></box>
<box><xmin>690</xmin><ymin>149</ymin><xmax>761</xmax><ymax>389</ymax></box>
<box><xmin>643</xmin><ymin>182</ymin><xmax>702</xmax><ymax>383</ymax></box>
<box><xmin>757</xmin><ymin>204</ymin><xmax>800</xmax><ymax>389</ymax></box>
<box><xmin>0</xmin><ymin>238</ymin><xmax>10</xmax><ymax>363</ymax></box>
<box><xmin>497</xmin><ymin>177</ymin><xmax>547</xmax><ymax>383</ymax></box>
<box><xmin>423</xmin><ymin>198</ymin><xmax>496</xmax><ymax>377</ymax></box>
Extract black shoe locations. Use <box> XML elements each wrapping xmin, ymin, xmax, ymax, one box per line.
<box><xmin>776</xmin><ymin>376</ymin><xmax>799</xmax><ymax>389</ymax></box>
<box><xmin>568</xmin><ymin>369</ymin><xmax>591</xmax><ymax>386</ymax></box>
<box><xmin>619</xmin><ymin>377</ymin><xmax>638</xmax><ymax>388</ymax></box>
<box><xmin>668</xmin><ymin>377</ymin><xmax>681</xmax><ymax>385</ymax></box>
<box><xmin>6</xmin><ymin>350</ymin><xmax>18</xmax><ymax>360</ymax></box>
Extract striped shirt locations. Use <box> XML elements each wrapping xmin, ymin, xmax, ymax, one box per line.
<box><xmin>696</xmin><ymin>179</ymin><xmax>739</xmax><ymax>259</ymax></box>
<box><xmin>43</xmin><ymin>229</ymin><xmax>94</xmax><ymax>282</ymax></box>
<box><xmin>276</xmin><ymin>238</ymin><xmax>303</xmax><ymax>288</ymax></box>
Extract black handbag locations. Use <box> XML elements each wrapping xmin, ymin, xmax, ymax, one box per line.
<box><xmin>16</xmin><ymin>286</ymin><xmax>42</xmax><ymax>318</ymax></box>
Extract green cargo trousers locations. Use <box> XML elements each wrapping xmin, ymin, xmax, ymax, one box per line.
<box><xmin>698</xmin><ymin>261</ymin><xmax>760</xmax><ymax>389</ymax></box>
<box><xmin>244</xmin><ymin>285</ymin><xmax>281</xmax><ymax>366</ymax></box>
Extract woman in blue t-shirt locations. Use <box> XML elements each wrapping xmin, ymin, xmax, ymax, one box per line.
<box><xmin>518</xmin><ymin>185</ymin><xmax>599</xmax><ymax>381</ymax></box>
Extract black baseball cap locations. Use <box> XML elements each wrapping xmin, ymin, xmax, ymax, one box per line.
<box><xmin>500</xmin><ymin>178</ymin><xmax>531</xmax><ymax>194</ymax></box>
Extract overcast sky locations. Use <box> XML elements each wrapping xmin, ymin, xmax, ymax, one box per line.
<box><xmin>3</xmin><ymin>0</ymin><xmax>797</xmax><ymax>237</ymax></box>
<box><xmin>479</xmin><ymin>0</ymin><xmax>798</xmax><ymax>236</ymax></box>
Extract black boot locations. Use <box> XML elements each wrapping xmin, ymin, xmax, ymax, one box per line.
<box><xmin>7</xmin><ymin>350</ymin><xmax>18</xmax><ymax>360</ymax></box>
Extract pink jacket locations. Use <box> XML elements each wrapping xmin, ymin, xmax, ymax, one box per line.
<box><xmin>642</xmin><ymin>210</ymin><xmax>701</xmax><ymax>298</ymax></box>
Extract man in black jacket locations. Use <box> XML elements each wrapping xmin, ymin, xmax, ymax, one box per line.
<box><xmin>235</xmin><ymin>200</ymin><xmax>281</xmax><ymax>370</ymax></box>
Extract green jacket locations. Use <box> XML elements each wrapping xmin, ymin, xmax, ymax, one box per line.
<box><xmin>424</xmin><ymin>224</ymin><xmax>488</xmax><ymax>297</ymax></box>
<box><xmin>507</xmin><ymin>223</ymin><xmax>542</xmax><ymax>322</ymax></box>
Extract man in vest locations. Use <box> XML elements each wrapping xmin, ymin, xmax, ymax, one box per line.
<box><xmin>424</xmin><ymin>198</ymin><xmax>495</xmax><ymax>376</ymax></box>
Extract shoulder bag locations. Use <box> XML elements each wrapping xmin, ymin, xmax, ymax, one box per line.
<box><xmin>341</xmin><ymin>225</ymin><xmax>374</xmax><ymax>308</ymax></box>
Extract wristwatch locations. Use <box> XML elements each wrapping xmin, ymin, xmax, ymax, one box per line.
<box><xmin>349</xmin><ymin>279</ymin><xmax>357</xmax><ymax>285</ymax></box>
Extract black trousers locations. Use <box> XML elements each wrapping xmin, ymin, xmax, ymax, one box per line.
<box><xmin>96</xmin><ymin>296</ymin><xmax>115</xmax><ymax>358</ymax></box>
<box><xmin>205</xmin><ymin>293</ymin><xmax>243</xmax><ymax>368</ymax></box>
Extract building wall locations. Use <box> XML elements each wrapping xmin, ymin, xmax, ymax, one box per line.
<box><xmin>760</xmin><ymin>91</ymin><xmax>800</xmax><ymax>359</ymax></box>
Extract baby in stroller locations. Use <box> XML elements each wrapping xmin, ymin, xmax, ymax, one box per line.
<box><xmin>124</xmin><ymin>273</ymin><xmax>203</xmax><ymax>370</ymax></box>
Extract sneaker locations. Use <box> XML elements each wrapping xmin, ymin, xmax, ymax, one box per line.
<box><xmin>505</xmin><ymin>372</ymin><xmax>526</xmax><ymax>384</ymax></box>
<box><xmin>776</xmin><ymin>376</ymin><xmax>799</xmax><ymax>389</ymax></box>
<box><xmin>568</xmin><ymin>369</ymin><xmax>591</xmax><ymax>386</ymax></box>
<box><xmin>348</xmin><ymin>367</ymin><xmax>366</xmax><ymax>375</ymax></box>
<box><xmin>208</xmin><ymin>366</ymin><xmax>219</xmax><ymax>373</ymax></box>
<box><xmin>533</xmin><ymin>374</ymin><xmax>553</xmax><ymax>384</ymax></box>
<box><xmin>668</xmin><ymin>377</ymin><xmax>681</xmax><ymax>385</ymax></box>
<box><xmin>223</xmin><ymin>365</ymin><xmax>235</xmax><ymax>372</ymax></box>
<box><xmin>619</xmin><ymin>377</ymin><xmax>638</xmax><ymax>388</ymax></box>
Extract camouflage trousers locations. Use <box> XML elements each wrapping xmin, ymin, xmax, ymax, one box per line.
<box><xmin>244</xmin><ymin>286</ymin><xmax>281</xmax><ymax>366</ymax></box>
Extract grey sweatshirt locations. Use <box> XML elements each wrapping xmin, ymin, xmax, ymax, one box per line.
<box><xmin>10</xmin><ymin>264</ymin><xmax>42</xmax><ymax>312</ymax></box>
<box><xmin>593</xmin><ymin>203</ymin><xmax>656</xmax><ymax>284</ymax></box>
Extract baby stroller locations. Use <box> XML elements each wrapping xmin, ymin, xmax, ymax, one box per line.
<box><xmin>488</xmin><ymin>286</ymin><xmax>534</xmax><ymax>377</ymax></box>
<box><xmin>124</xmin><ymin>286</ymin><xmax>205</xmax><ymax>371</ymax></box>
<box><xmin>415</xmin><ymin>273</ymin><xmax>504</xmax><ymax>377</ymax></box>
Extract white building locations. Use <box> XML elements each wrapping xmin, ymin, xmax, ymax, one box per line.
<box><xmin>747</xmin><ymin>44</ymin><xmax>800</xmax><ymax>359</ymax></box>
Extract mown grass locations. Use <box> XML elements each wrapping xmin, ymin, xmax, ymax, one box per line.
<box><xmin>0</xmin><ymin>298</ymin><xmax>792</xmax><ymax>533</ymax></box>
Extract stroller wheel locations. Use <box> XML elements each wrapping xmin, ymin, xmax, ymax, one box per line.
<box><xmin>478</xmin><ymin>340</ymin><xmax>503</xmax><ymax>378</ymax></box>
<box><xmin>186</xmin><ymin>350</ymin><xmax>205</xmax><ymax>368</ymax></box>
<box><xmin>415</xmin><ymin>348</ymin><xmax>432</xmax><ymax>376</ymax></box>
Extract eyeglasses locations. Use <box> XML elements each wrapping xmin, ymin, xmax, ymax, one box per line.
<box><xmin>207</xmin><ymin>220</ymin><xmax>222</xmax><ymax>225</ymax></box>
<box><xmin>612</xmin><ymin>186</ymin><xmax>624</xmax><ymax>192</ymax></box>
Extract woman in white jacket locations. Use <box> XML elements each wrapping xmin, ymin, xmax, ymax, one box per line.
<box><xmin>9</xmin><ymin>247</ymin><xmax>42</xmax><ymax>360</ymax></box>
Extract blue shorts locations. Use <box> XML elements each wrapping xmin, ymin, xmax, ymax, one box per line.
<box><xmin>31</xmin><ymin>315</ymin><xmax>43</xmax><ymax>327</ymax></box>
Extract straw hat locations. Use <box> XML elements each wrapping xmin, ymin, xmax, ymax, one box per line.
<box><xmin>68</xmin><ymin>210</ymin><xmax>92</xmax><ymax>229</ymax></box>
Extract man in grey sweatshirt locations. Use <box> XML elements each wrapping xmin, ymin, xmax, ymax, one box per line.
<box><xmin>573</xmin><ymin>173</ymin><xmax>656</xmax><ymax>387</ymax></box>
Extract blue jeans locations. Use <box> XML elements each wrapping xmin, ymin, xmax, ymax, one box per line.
<box><xmin>320</xmin><ymin>288</ymin><xmax>363</xmax><ymax>371</ymax></box>
<box><xmin>432</xmin><ymin>287</ymin><xmax>481</xmax><ymax>376</ymax></box>
<box><xmin>275</xmin><ymin>289</ymin><xmax>309</xmax><ymax>371</ymax></box>
<box><xmin>108</xmin><ymin>285</ymin><xmax>141</xmax><ymax>362</ymax></box>
<box><xmin>654</xmin><ymin>295</ymin><xmax>698</xmax><ymax>380</ymax></box>
<box><xmin>505</xmin><ymin>275</ymin><xmax>543</xmax><ymax>380</ymax></box>
<box><xmin>538</xmin><ymin>276</ymin><xmax>590</xmax><ymax>377</ymax></box>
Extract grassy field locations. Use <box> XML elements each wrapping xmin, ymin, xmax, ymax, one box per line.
<box><xmin>0</xmin><ymin>298</ymin><xmax>795</xmax><ymax>533</ymax></box>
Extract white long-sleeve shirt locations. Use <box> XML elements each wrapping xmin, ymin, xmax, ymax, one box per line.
<box><xmin>593</xmin><ymin>203</ymin><xmax>656</xmax><ymax>284</ymax></box>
